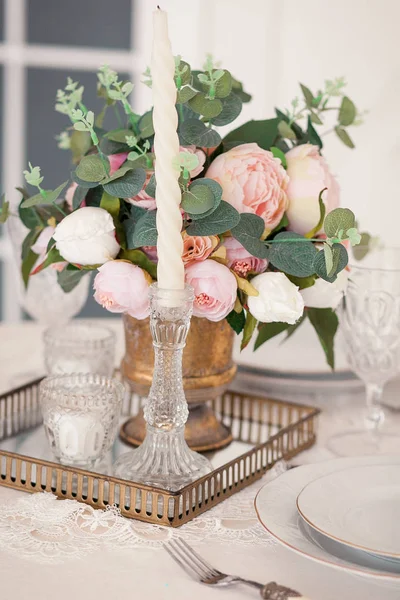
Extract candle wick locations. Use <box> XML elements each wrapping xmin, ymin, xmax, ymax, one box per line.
<box><xmin>157</xmin><ymin>4</ymin><xmax>161</xmax><ymax>8</ymax></box>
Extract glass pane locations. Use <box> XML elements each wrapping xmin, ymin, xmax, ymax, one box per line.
<box><xmin>26</xmin><ymin>67</ymin><xmax>131</xmax><ymax>188</ymax></box>
<box><xmin>27</xmin><ymin>68</ymin><xmax>131</xmax><ymax>319</ymax></box>
<box><xmin>27</xmin><ymin>0</ymin><xmax>132</xmax><ymax>49</ymax></box>
<box><xmin>0</xmin><ymin>0</ymin><xmax>4</xmax><ymax>42</ymax></box>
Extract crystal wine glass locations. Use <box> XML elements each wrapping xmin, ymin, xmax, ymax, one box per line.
<box><xmin>328</xmin><ymin>247</ymin><xmax>400</xmax><ymax>455</ymax></box>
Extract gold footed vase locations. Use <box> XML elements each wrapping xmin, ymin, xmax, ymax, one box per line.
<box><xmin>120</xmin><ymin>314</ymin><xmax>237</xmax><ymax>452</ymax></box>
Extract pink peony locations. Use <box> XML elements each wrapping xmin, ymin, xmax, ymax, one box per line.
<box><xmin>224</xmin><ymin>237</ymin><xmax>268</xmax><ymax>277</ymax></box>
<box><xmin>185</xmin><ymin>260</ymin><xmax>237</xmax><ymax>322</ymax></box>
<box><xmin>93</xmin><ymin>260</ymin><xmax>150</xmax><ymax>319</ymax></box>
<box><xmin>205</xmin><ymin>142</ymin><xmax>289</xmax><ymax>229</ymax></box>
<box><xmin>109</xmin><ymin>152</ymin><xmax>129</xmax><ymax>175</ymax></box>
<box><xmin>182</xmin><ymin>234</ymin><xmax>218</xmax><ymax>265</ymax></box>
<box><xmin>127</xmin><ymin>171</ymin><xmax>157</xmax><ymax>210</ymax></box>
<box><xmin>180</xmin><ymin>145</ymin><xmax>206</xmax><ymax>177</ymax></box>
<box><xmin>285</xmin><ymin>144</ymin><xmax>340</xmax><ymax>235</ymax></box>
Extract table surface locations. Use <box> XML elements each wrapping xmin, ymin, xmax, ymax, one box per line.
<box><xmin>0</xmin><ymin>320</ymin><xmax>399</xmax><ymax>600</ymax></box>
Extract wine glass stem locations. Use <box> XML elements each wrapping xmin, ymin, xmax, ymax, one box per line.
<box><xmin>365</xmin><ymin>382</ymin><xmax>384</xmax><ymax>430</ymax></box>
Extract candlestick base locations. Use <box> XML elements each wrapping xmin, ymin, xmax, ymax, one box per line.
<box><xmin>114</xmin><ymin>425</ymin><xmax>211</xmax><ymax>491</ymax></box>
<box><xmin>114</xmin><ymin>283</ymin><xmax>212</xmax><ymax>491</ymax></box>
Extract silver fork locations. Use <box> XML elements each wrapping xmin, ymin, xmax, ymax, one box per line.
<box><xmin>165</xmin><ymin>538</ymin><xmax>306</xmax><ymax>599</ymax></box>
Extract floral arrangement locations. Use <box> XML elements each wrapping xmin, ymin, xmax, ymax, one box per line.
<box><xmin>0</xmin><ymin>57</ymin><xmax>363</xmax><ymax>368</ymax></box>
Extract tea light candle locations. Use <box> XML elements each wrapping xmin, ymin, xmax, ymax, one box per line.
<box><xmin>152</xmin><ymin>7</ymin><xmax>185</xmax><ymax>293</ymax></box>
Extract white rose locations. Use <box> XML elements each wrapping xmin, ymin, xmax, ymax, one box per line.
<box><xmin>248</xmin><ymin>272</ymin><xmax>304</xmax><ymax>324</ymax></box>
<box><xmin>301</xmin><ymin>269</ymin><xmax>348</xmax><ymax>310</ymax></box>
<box><xmin>53</xmin><ymin>207</ymin><xmax>120</xmax><ymax>266</ymax></box>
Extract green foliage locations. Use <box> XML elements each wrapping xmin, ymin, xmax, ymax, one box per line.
<box><xmin>76</xmin><ymin>155</ymin><xmax>108</xmax><ymax>183</ymax></box>
<box><xmin>223</xmin><ymin>119</ymin><xmax>279</xmax><ymax>150</ymax></box>
<box><xmin>23</xmin><ymin>163</ymin><xmax>43</xmax><ymax>187</ymax></box>
<box><xmin>300</xmin><ymin>83</ymin><xmax>314</xmax><ymax>107</ymax></box>
<box><xmin>72</xmin><ymin>185</ymin><xmax>87</xmax><ymax>210</ymax></box>
<box><xmin>0</xmin><ymin>195</ymin><xmax>10</xmax><ymax>223</ymax></box>
<box><xmin>105</xmin><ymin>128</ymin><xmax>133</xmax><ymax>143</ymax></box>
<box><xmin>186</xmin><ymin>201</ymin><xmax>240</xmax><ymax>236</ymax></box>
<box><xmin>177</xmin><ymin>86</ymin><xmax>197</xmax><ymax>104</ymax></box>
<box><xmin>125</xmin><ymin>209</ymin><xmax>157</xmax><ymax>248</ymax></box>
<box><xmin>334</xmin><ymin>126</ymin><xmax>355</xmax><ymax>148</ymax></box>
<box><xmin>307</xmin><ymin>116</ymin><xmax>323</xmax><ymax>149</ymax></box>
<box><xmin>119</xmin><ymin>248</ymin><xmax>157</xmax><ymax>279</ymax></box>
<box><xmin>21</xmin><ymin>181</ymin><xmax>68</xmax><ymax>208</ymax></box>
<box><xmin>286</xmin><ymin>274</ymin><xmax>316</xmax><ymax>290</ymax></box>
<box><xmin>100</xmin><ymin>191</ymin><xmax>120</xmax><ymax>219</ymax></box>
<box><xmin>313</xmin><ymin>243</ymin><xmax>348</xmax><ymax>282</ymax></box>
<box><xmin>352</xmin><ymin>232</ymin><xmax>372</xmax><ymax>260</ymax></box>
<box><xmin>33</xmin><ymin>246</ymin><xmax>64</xmax><ymax>274</ymax></box>
<box><xmin>226</xmin><ymin>309</ymin><xmax>246</xmax><ymax>334</ymax></box>
<box><xmin>21</xmin><ymin>250</ymin><xmax>38</xmax><ymax>288</ymax></box>
<box><xmin>278</xmin><ymin>120</ymin><xmax>296</xmax><ymax>140</ymax></box>
<box><xmin>231</xmin><ymin>213</ymin><xmax>269</xmax><ymax>258</ymax></box>
<box><xmin>57</xmin><ymin>267</ymin><xmax>88</xmax><ymax>293</ymax></box>
<box><xmin>270</xmin><ymin>146</ymin><xmax>287</xmax><ymax>168</ymax></box>
<box><xmin>266</xmin><ymin>232</ymin><xmax>317</xmax><ymax>277</ymax></box>
<box><xmin>339</xmin><ymin>96</ymin><xmax>356</xmax><ymax>126</ymax></box>
<box><xmin>324</xmin><ymin>207</ymin><xmax>355</xmax><ymax>238</ymax></box>
<box><xmin>254</xmin><ymin>321</ymin><xmax>292</xmax><ymax>350</ymax></box>
<box><xmin>103</xmin><ymin>168</ymin><xmax>146</xmax><ymax>198</ymax></box>
<box><xmin>138</xmin><ymin>111</ymin><xmax>154</xmax><ymax>138</ymax></box>
<box><xmin>241</xmin><ymin>312</ymin><xmax>257</xmax><ymax>350</ymax></box>
<box><xmin>179</xmin><ymin>119</ymin><xmax>221</xmax><ymax>147</ymax></box>
<box><xmin>181</xmin><ymin>183</ymin><xmax>215</xmax><ymax>214</ymax></box>
<box><xmin>210</xmin><ymin>93</ymin><xmax>242</xmax><ymax>127</ymax></box>
<box><xmin>305</xmin><ymin>189</ymin><xmax>326</xmax><ymax>238</ymax></box>
<box><xmin>188</xmin><ymin>93</ymin><xmax>223</xmax><ymax>119</ymax></box>
<box><xmin>231</xmin><ymin>77</ymin><xmax>252</xmax><ymax>103</ymax></box>
<box><xmin>145</xmin><ymin>174</ymin><xmax>156</xmax><ymax>198</ymax></box>
<box><xmin>307</xmin><ymin>308</ymin><xmax>339</xmax><ymax>369</ymax></box>
<box><xmin>187</xmin><ymin>179</ymin><xmax>223</xmax><ymax>220</ymax></box>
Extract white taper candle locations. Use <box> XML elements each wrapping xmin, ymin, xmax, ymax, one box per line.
<box><xmin>152</xmin><ymin>8</ymin><xmax>184</xmax><ymax>291</ymax></box>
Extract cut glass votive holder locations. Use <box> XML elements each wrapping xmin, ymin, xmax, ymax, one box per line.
<box><xmin>39</xmin><ymin>373</ymin><xmax>124</xmax><ymax>468</ymax></box>
<box><xmin>43</xmin><ymin>321</ymin><xmax>116</xmax><ymax>376</ymax></box>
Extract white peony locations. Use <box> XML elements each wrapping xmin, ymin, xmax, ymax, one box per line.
<box><xmin>301</xmin><ymin>269</ymin><xmax>348</xmax><ymax>310</ymax></box>
<box><xmin>248</xmin><ymin>272</ymin><xmax>304</xmax><ymax>324</ymax></box>
<box><xmin>53</xmin><ymin>207</ymin><xmax>120</xmax><ymax>266</ymax></box>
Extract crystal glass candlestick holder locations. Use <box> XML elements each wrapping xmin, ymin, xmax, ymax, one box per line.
<box><xmin>114</xmin><ymin>284</ymin><xmax>212</xmax><ymax>491</ymax></box>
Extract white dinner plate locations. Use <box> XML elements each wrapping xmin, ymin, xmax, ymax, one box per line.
<box><xmin>297</xmin><ymin>465</ymin><xmax>400</xmax><ymax>560</ymax></box>
<box><xmin>255</xmin><ymin>456</ymin><xmax>400</xmax><ymax>580</ymax></box>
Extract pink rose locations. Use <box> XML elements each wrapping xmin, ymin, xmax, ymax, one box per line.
<box><xmin>93</xmin><ymin>260</ymin><xmax>150</xmax><ymax>319</ymax></box>
<box><xmin>185</xmin><ymin>260</ymin><xmax>237</xmax><ymax>322</ymax></box>
<box><xmin>180</xmin><ymin>145</ymin><xmax>206</xmax><ymax>177</ymax></box>
<box><xmin>182</xmin><ymin>234</ymin><xmax>218</xmax><ymax>265</ymax></box>
<box><xmin>109</xmin><ymin>152</ymin><xmax>129</xmax><ymax>175</ymax></box>
<box><xmin>205</xmin><ymin>142</ymin><xmax>289</xmax><ymax>229</ymax></box>
<box><xmin>224</xmin><ymin>237</ymin><xmax>268</xmax><ymax>277</ymax></box>
<box><xmin>127</xmin><ymin>171</ymin><xmax>157</xmax><ymax>210</ymax></box>
<box><xmin>285</xmin><ymin>144</ymin><xmax>340</xmax><ymax>235</ymax></box>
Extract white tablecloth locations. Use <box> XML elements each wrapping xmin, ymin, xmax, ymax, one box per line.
<box><xmin>0</xmin><ymin>321</ymin><xmax>399</xmax><ymax>600</ymax></box>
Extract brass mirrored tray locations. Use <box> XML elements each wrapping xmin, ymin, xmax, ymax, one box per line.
<box><xmin>0</xmin><ymin>376</ymin><xmax>319</xmax><ymax>527</ymax></box>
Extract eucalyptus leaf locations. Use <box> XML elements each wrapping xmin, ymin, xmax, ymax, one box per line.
<box><xmin>254</xmin><ymin>322</ymin><xmax>291</xmax><ymax>350</ymax></box>
<box><xmin>211</xmin><ymin>93</ymin><xmax>242</xmax><ymax>127</ymax></box>
<box><xmin>226</xmin><ymin>309</ymin><xmax>246</xmax><ymax>335</ymax></box>
<box><xmin>103</xmin><ymin>168</ymin><xmax>146</xmax><ymax>198</ymax></box>
<box><xmin>324</xmin><ymin>243</ymin><xmax>334</xmax><ymax>276</ymax></box>
<box><xmin>72</xmin><ymin>172</ymin><xmax>101</xmax><ymax>188</ymax></box>
<box><xmin>223</xmin><ymin>118</ymin><xmax>279</xmax><ymax>150</ymax></box>
<box><xmin>181</xmin><ymin>181</ymin><xmax>214</xmax><ymax>215</ymax></box>
<box><xmin>352</xmin><ymin>232</ymin><xmax>371</xmax><ymax>261</ymax></box>
<box><xmin>231</xmin><ymin>77</ymin><xmax>252</xmax><ymax>103</ymax></box>
<box><xmin>214</xmin><ymin>70</ymin><xmax>233</xmax><ymax>98</ymax></box>
<box><xmin>339</xmin><ymin>96</ymin><xmax>356</xmax><ymax>127</ymax></box>
<box><xmin>266</xmin><ymin>232</ymin><xmax>318</xmax><ymax>277</ymax></box>
<box><xmin>18</xmin><ymin>197</ymin><xmax>42</xmax><ymax>229</ymax></box>
<box><xmin>125</xmin><ymin>209</ymin><xmax>158</xmax><ymax>248</ymax></box>
<box><xmin>21</xmin><ymin>249</ymin><xmax>39</xmax><ymax>288</ymax></box>
<box><xmin>138</xmin><ymin>111</ymin><xmax>154</xmax><ymax>138</ymax></box>
<box><xmin>305</xmin><ymin>189</ymin><xmax>326</xmax><ymax>238</ymax></box>
<box><xmin>187</xmin><ymin>179</ymin><xmax>223</xmax><ymax>220</ymax></box>
<box><xmin>186</xmin><ymin>201</ymin><xmax>240</xmax><ymax>235</ymax></box>
<box><xmin>69</xmin><ymin>130</ymin><xmax>92</xmax><ymax>163</ymax></box>
<box><xmin>278</xmin><ymin>120</ymin><xmax>296</xmax><ymax>140</ymax></box>
<box><xmin>21</xmin><ymin>227</ymin><xmax>41</xmax><ymax>261</ymax></box>
<box><xmin>72</xmin><ymin>185</ymin><xmax>87</xmax><ymax>210</ymax></box>
<box><xmin>231</xmin><ymin>213</ymin><xmax>269</xmax><ymax>259</ymax></box>
<box><xmin>21</xmin><ymin>181</ymin><xmax>69</xmax><ymax>208</ymax></box>
<box><xmin>286</xmin><ymin>274</ymin><xmax>316</xmax><ymax>290</ymax></box>
<box><xmin>57</xmin><ymin>268</ymin><xmax>89</xmax><ymax>293</ymax></box>
<box><xmin>310</xmin><ymin>112</ymin><xmax>323</xmax><ymax>125</ymax></box>
<box><xmin>177</xmin><ymin>86</ymin><xmax>197</xmax><ymax>103</ymax></box>
<box><xmin>176</xmin><ymin>60</ymin><xmax>191</xmax><ymax>86</ymax></box>
<box><xmin>105</xmin><ymin>128</ymin><xmax>133</xmax><ymax>143</ymax></box>
<box><xmin>335</xmin><ymin>126</ymin><xmax>355</xmax><ymax>149</ymax></box>
<box><xmin>300</xmin><ymin>83</ymin><xmax>314</xmax><ymax>107</ymax></box>
<box><xmin>188</xmin><ymin>93</ymin><xmax>223</xmax><ymax>119</ymax></box>
<box><xmin>313</xmin><ymin>243</ymin><xmax>348</xmax><ymax>282</ymax></box>
<box><xmin>100</xmin><ymin>191</ymin><xmax>120</xmax><ymax>219</ymax></box>
<box><xmin>76</xmin><ymin>155</ymin><xmax>108</xmax><ymax>183</ymax></box>
<box><xmin>179</xmin><ymin>119</ymin><xmax>221</xmax><ymax>148</ymax></box>
<box><xmin>307</xmin><ymin>308</ymin><xmax>338</xmax><ymax>369</ymax></box>
<box><xmin>85</xmin><ymin>185</ymin><xmax>103</xmax><ymax>208</ymax></box>
<box><xmin>324</xmin><ymin>208</ymin><xmax>355</xmax><ymax>238</ymax></box>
